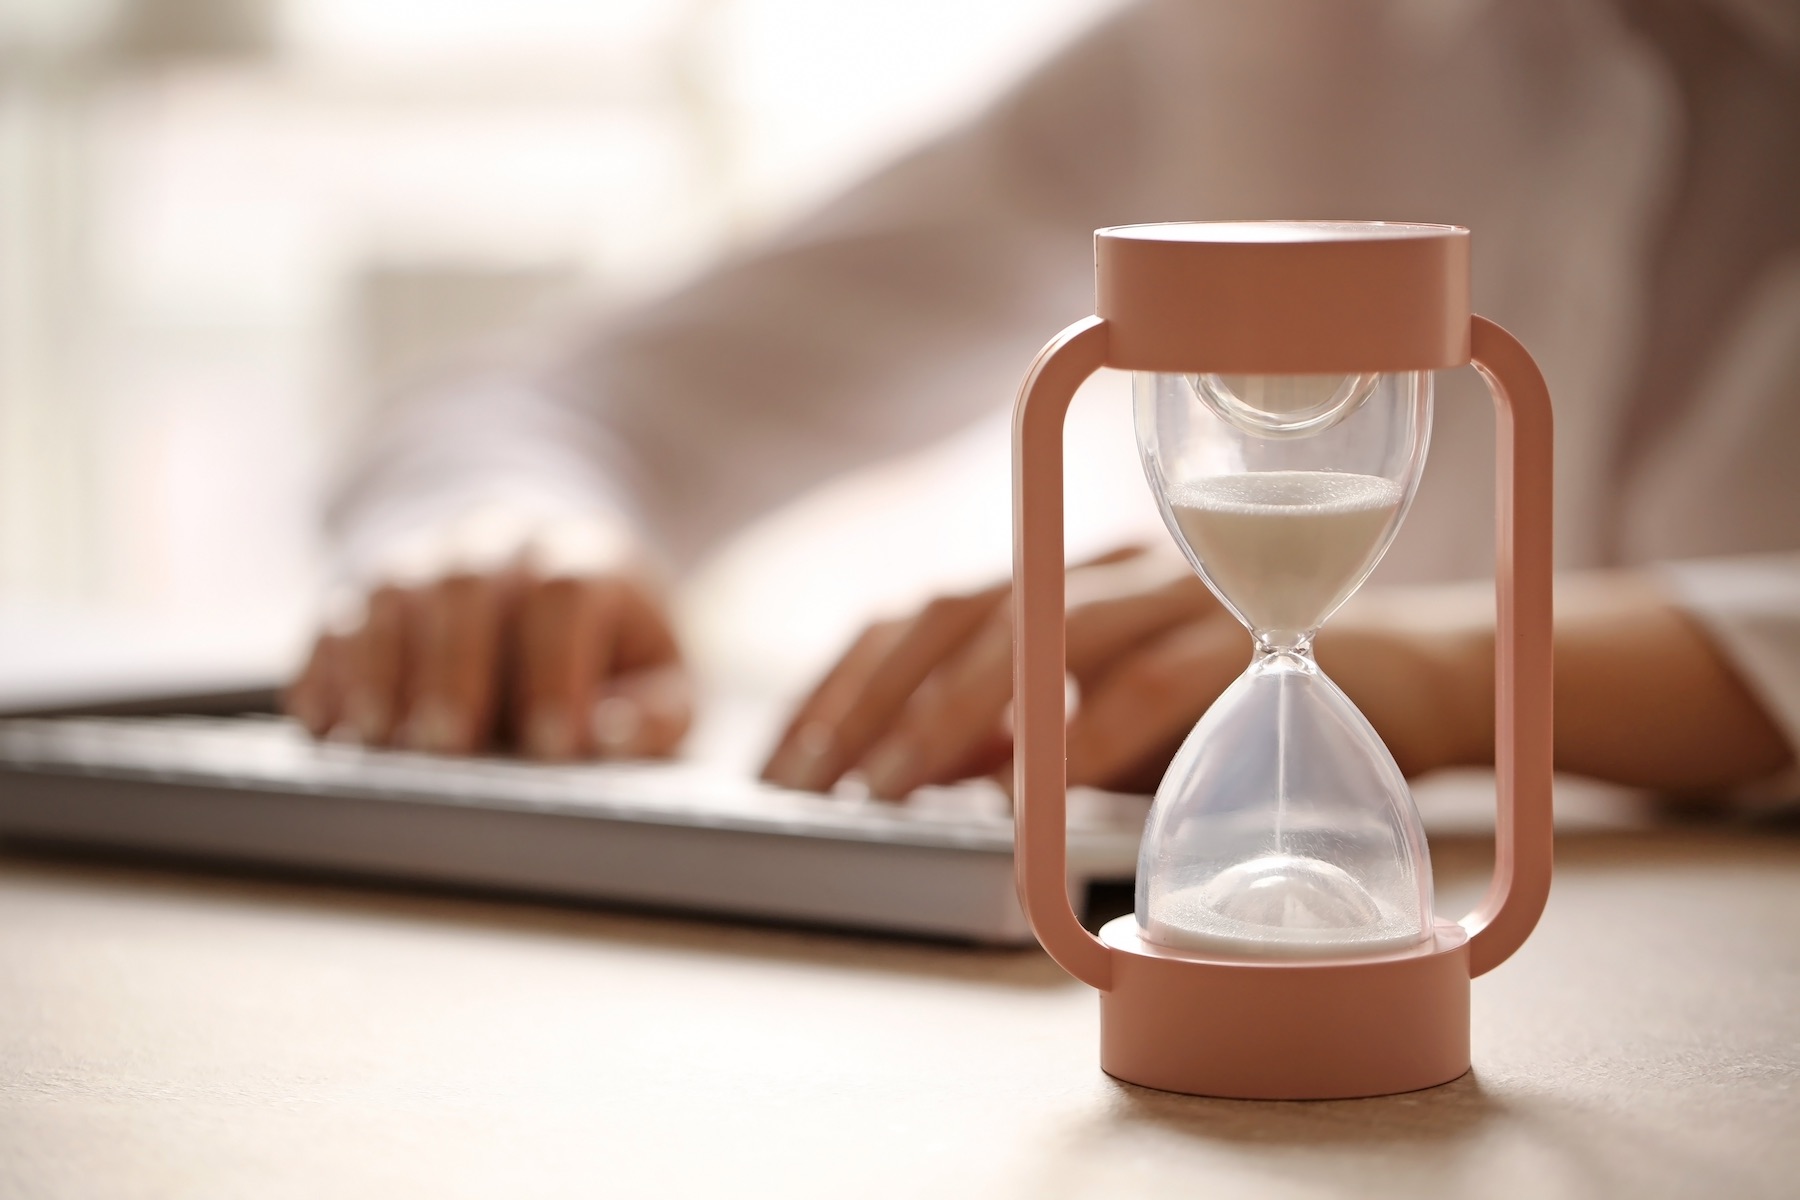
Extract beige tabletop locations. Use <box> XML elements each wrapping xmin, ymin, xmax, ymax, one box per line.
<box><xmin>2</xmin><ymin>815</ymin><xmax>1797</xmax><ymax>1200</ymax></box>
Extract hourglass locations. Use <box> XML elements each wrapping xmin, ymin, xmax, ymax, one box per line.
<box><xmin>1012</xmin><ymin>222</ymin><xmax>1553</xmax><ymax>1099</ymax></box>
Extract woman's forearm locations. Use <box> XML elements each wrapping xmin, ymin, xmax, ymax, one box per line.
<box><xmin>1328</xmin><ymin>571</ymin><xmax>1794</xmax><ymax>793</ymax></box>
<box><xmin>1540</xmin><ymin>571</ymin><xmax>1792</xmax><ymax>791</ymax></box>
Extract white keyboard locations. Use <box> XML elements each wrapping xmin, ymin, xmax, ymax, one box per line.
<box><xmin>0</xmin><ymin>715</ymin><xmax>1148</xmax><ymax>943</ymax></box>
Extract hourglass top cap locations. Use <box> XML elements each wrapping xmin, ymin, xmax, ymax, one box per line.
<box><xmin>1094</xmin><ymin>221</ymin><xmax>1471</xmax><ymax>375</ymax></box>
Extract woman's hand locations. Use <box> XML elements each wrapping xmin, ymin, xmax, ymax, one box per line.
<box><xmin>760</xmin><ymin>547</ymin><xmax>1241</xmax><ymax>797</ymax></box>
<box><xmin>284</xmin><ymin>518</ymin><xmax>693</xmax><ymax>762</ymax></box>
<box><xmin>757</xmin><ymin>551</ymin><xmax>1522</xmax><ymax>799</ymax></box>
<box><xmin>765</xmin><ymin>561</ymin><xmax>1795</xmax><ymax>801</ymax></box>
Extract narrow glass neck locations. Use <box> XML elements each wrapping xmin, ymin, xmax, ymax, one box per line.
<box><xmin>1253</xmin><ymin>631</ymin><xmax>1316</xmax><ymax>660</ymax></box>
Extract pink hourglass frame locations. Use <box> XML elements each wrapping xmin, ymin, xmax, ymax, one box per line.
<box><xmin>1011</xmin><ymin>222</ymin><xmax>1554</xmax><ymax>1100</ymax></box>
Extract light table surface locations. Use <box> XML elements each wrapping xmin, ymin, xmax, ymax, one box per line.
<box><xmin>2</xmin><ymin>821</ymin><xmax>1797</xmax><ymax>1199</ymax></box>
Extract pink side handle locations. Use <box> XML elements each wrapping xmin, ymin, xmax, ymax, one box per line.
<box><xmin>1460</xmin><ymin>315</ymin><xmax>1556</xmax><ymax>978</ymax></box>
<box><xmin>1012</xmin><ymin>315</ymin><xmax>1113</xmax><ymax>992</ymax></box>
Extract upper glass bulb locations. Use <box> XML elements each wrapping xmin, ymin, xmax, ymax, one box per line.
<box><xmin>1189</xmin><ymin>372</ymin><xmax>1378</xmax><ymax>438</ymax></box>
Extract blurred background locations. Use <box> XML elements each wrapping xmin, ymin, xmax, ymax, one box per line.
<box><xmin>0</xmin><ymin>0</ymin><xmax>1156</xmax><ymax>705</ymax></box>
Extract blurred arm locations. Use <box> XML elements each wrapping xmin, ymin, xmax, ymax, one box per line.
<box><xmin>326</xmin><ymin>0</ymin><xmax>1447</xmax><ymax>574</ymax></box>
<box><xmin>325</xmin><ymin>5</ymin><xmax>1174</xmax><ymax>580</ymax></box>
<box><xmin>297</xmin><ymin>5</ymin><xmax>1174</xmax><ymax>756</ymax></box>
<box><xmin>1331</xmin><ymin>565</ymin><xmax>1797</xmax><ymax>795</ymax></box>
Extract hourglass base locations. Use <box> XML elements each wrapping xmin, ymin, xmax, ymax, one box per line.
<box><xmin>1095</xmin><ymin>916</ymin><xmax>1472</xmax><ymax>1100</ymax></box>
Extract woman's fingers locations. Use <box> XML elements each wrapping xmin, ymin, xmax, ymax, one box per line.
<box><xmin>288</xmin><ymin>559</ymin><xmax>695</xmax><ymax>763</ymax></box>
<box><xmin>592</xmin><ymin>661</ymin><xmax>695</xmax><ymax>759</ymax></box>
<box><xmin>287</xmin><ymin>537</ymin><xmax>1226</xmax><ymax>799</ymax></box>
<box><xmin>850</xmin><ymin>555</ymin><xmax>1217</xmax><ymax>799</ymax></box>
<box><xmin>761</xmin><ymin>619</ymin><xmax>909</xmax><ymax>790</ymax></box>
<box><xmin>397</xmin><ymin>573</ymin><xmax>514</xmax><ymax>754</ymax></box>
<box><xmin>855</xmin><ymin>609</ymin><xmax>1014</xmax><ymax>799</ymax></box>
<box><xmin>761</xmin><ymin>549</ymin><xmax>1217</xmax><ymax>799</ymax></box>
<box><xmin>1067</xmin><ymin>558</ymin><xmax>1219</xmax><ymax>682</ymax></box>
<box><xmin>512</xmin><ymin>576</ymin><xmax>610</xmax><ymax>760</ymax></box>
<box><xmin>761</xmin><ymin>582</ymin><xmax>1011</xmax><ymax>794</ymax></box>
<box><xmin>340</xmin><ymin>585</ymin><xmax>416</xmax><ymax>745</ymax></box>
<box><xmin>509</xmin><ymin>571</ymin><xmax>696</xmax><ymax>761</ymax></box>
<box><xmin>285</xmin><ymin>632</ymin><xmax>346</xmax><ymax>738</ymax></box>
<box><xmin>584</xmin><ymin>575</ymin><xmax>692</xmax><ymax>759</ymax></box>
<box><xmin>1065</xmin><ymin>616</ymin><xmax>1250</xmax><ymax>794</ymax></box>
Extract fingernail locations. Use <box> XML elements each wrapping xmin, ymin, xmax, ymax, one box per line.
<box><xmin>402</xmin><ymin>697</ymin><xmax>462</xmax><ymax>754</ymax></box>
<box><xmin>861</xmin><ymin>738</ymin><xmax>915</xmax><ymax>800</ymax></box>
<box><xmin>590</xmin><ymin>697</ymin><xmax>641</xmax><ymax>757</ymax></box>
<box><xmin>525</xmin><ymin>709</ymin><xmax>575</xmax><ymax>760</ymax></box>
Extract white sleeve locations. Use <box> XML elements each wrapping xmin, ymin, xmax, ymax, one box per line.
<box><xmin>325</xmin><ymin>3</ymin><xmax>1174</xmax><ymax>580</ymax></box>
<box><xmin>1657</xmin><ymin>553</ymin><xmax>1800</xmax><ymax>792</ymax></box>
<box><xmin>325</xmin><ymin>0</ymin><xmax>1634</xmax><ymax>583</ymax></box>
<box><xmin>324</xmin><ymin>371</ymin><xmax>649</xmax><ymax>586</ymax></box>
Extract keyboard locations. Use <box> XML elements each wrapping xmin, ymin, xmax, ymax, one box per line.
<box><xmin>0</xmin><ymin>715</ymin><xmax>1148</xmax><ymax>943</ymax></box>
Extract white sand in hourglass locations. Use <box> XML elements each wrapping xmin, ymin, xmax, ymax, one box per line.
<box><xmin>1146</xmin><ymin>854</ymin><xmax>1426</xmax><ymax>958</ymax></box>
<box><xmin>1150</xmin><ymin>469</ymin><xmax>1417</xmax><ymax>958</ymax></box>
<box><xmin>1168</xmin><ymin>471</ymin><xmax>1404</xmax><ymax>636</ymax></box>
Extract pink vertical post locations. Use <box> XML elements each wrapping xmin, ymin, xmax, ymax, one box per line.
<box><xmin>1011</xmin><ymin>315</ymin><xmax>1112</xmax><ymax>992</ymax></box>
<box><xmin>1463</xmin><ymin>315</ymin><xmax>1556</xmax><ymax>976</ymax></box>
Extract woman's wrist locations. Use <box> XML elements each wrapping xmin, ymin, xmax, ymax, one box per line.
<box><xmin>1325</xmin><ymin>570</ymin><xmax>1795</xmax><ymax>792</ymax></box>
<box><xmin>1415</xmin><ymin>619</ymin><xmax>1496</xmax><ymax>771</ymax></box>
<box><xmin>1318</xmin><ymin>585</ymin><xmax>1496</xmax><ymax>777</ymax></box>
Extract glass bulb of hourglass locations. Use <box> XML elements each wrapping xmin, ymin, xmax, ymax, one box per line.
<box><xmin>1131</xmin><ymin>369</ymin><xmax>1437</xmax><ymax>959</ymax></box>
<box><xmin>1188</xmin><ymin>372</ymin><xmax>1379</xmax><ymax>439</ymax></box>
<box><xmin>1167</xmin><ymin>470</ymin><xmax>1404</xmax><ymax>637</ymax></box>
